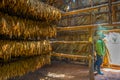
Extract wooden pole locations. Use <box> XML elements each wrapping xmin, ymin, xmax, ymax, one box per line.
<box><xmin>50</xmin><ymin>41</ymin><xmax>91</xmax><ymax>44</ymax></box>
<box><xmin>62</xmin><ymin>3</ymin><xmax>108</xmax><ymax>16</ymax></box>
<box><xmin>112</xmin><ymin>0</ymin><xmax>117</xmax><ymax>22</ymax></box>
<box><xmin>57</xmin><ymin>25</ymin><xmax>95</xmax><ymax>31</ymax></box>
<box><xmin>89</xmin><ymin>27</ymin><xmax>95</xmax><ymax>80</ymax></box>
<box><xmin>90</xmin><ymin>0</ymin><xmax>94</xmax><ymax>24</ymax></box>
<box><xmin>108</xmin><ymin>0</ymin><xmax>112</xmax><ymax>24</ymax></box>
<box><xmin>57</xmin><ymin>22</ymin><xmax>120</xmax><ymax>31</ymax></box>
<box><xmin>89</xmin><ymin>55</ymin><xmax>94</xmax><ymax>80</ymax></box>
<box><xmin>112</xmin><ymin>10</ymin><xmax>117</xmax><ymax>23</ymax></box>
<box><xmin>102</xmin><ymin>29</ymin><xmax>120</xmax><ymax>32</ymax></box>
<box><xmin>62</xmin><ymin>9</ymin><xmax>120</xmax><ymax>20</ymax></box>
<box><xmin>51</xmin><ymin>53</ymin><xmax>88</xmax><ymax>60</ymax></box>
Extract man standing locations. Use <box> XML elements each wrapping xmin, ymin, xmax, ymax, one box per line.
<box><xmin>94</xmin><ymin>35</ymin><xmax>106</xmax><ymax>75</ymax></box>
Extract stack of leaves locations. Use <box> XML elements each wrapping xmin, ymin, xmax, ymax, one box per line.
<box><xmin>0</xmin><ymin>0</ymin><xmax>60</xmax><ymax>79</ymax></box>
<box><xmin>0</xmin><ymin>0</ymin><xmax>61</xmax><ymax>67</ymax></box>
<box><xmin>0</xmin><ymin>55</ymin><xmax>51</xmax><ymax>80</ymax></box>
<box><xmin>0</xmin><ymin>12</ymin><xmax>57</xmax><ymax>40</ymax></box>
<box><xmin>0</xmin><ymin>40</ymin><xmax>52</xmax><ymax>61</ymax></box>
<box><xmin>0</xmin><ymin>0</ymin><xmax>61</xmax><ymax>21</ymax></box>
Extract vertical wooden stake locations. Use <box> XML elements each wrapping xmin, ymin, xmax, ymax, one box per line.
<box><xmin>89</xmin><ymin>28</ymin><xmax>95</xmax><ymax>80</ymax></box>
<box><xmin>89</xmin><ymin>55</ymin><xmax>94</xmax><ymax>80</ymax></box>
<box><xmin>108</xmin><ymin>0</ymin><xmax>112</xmax><ymax>24</ymax></box>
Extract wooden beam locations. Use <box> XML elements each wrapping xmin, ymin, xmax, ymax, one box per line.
<box><xmin>112</xmin><ymin>0</ymin><xmax>117</xmax><ymax>22</ymax></box>
<box><xmin>62</xmin><ymin>4</ymin><xmax>108</xmax><ymax>16</ymax></box>
<box><xmin>62</xmin><ymin>1</ymin><xmax>120</xmax><ymax>16</ymax></box>
<box><xmin>88</xmin><ymin>55</ymin><xmax>94</xmax><ymax>80</ymax></box>
<box><xmin>108</xmin><ymin>0</ymin><xmax>112</xmax><ymax>24</ymax></box>
<box><xmin>57</xmin><ymin>22</ymin><xmax>120</xmax><ymax>31</ymax></box>
<box><xmin>57</xmin><ymin>25</ymin><xmax>95</xmax><ymax>31</ymax></box>
<box><xmin>90</xmin><ymin>0</ymin><xmax>94</xmax><ymax>25</ymax></box>
<box><xmin>50</xmin><ymin>41</ymin><xmax>91</xmax><ymax>44</ymax></box>
<box><xmin>62</xmin><ymin>9</ymin><xmax>120</xmax><ymax>20</ymax></box>
<box><xmin>102</xmin><ymin>29</ymin><xmax>120</xmax><ymax>32</ymax></box>
<box><xmin>111</xmin><ymin>64</ymin><xmax>120</xmax><ymax>70</ymax></box>
<box><xmin>51</xmin><ymin>53</ymin><xmax>88</xmax><ymax>60</ymax></box>
<box><xmin>102</xmin><ymin>22</ymin><xmax>120</xmax><ymax>26</ymax></box>
<box><xmin>112</xmin><ymin>0</ymin><xmax>120</xmax><ymax>5</ymax></box>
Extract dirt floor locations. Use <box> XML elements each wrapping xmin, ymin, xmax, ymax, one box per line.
<box><xmin>9</xmin><ymin>61</ymin><xmax>120</xmax><ymax>80</ymax></box>
<box><xmin>95</xmin><ymin>68</ymin><xmax>120</xmax><ymax>80</ymax></box>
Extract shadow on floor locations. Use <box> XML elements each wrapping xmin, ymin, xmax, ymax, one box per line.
<box><xmin>9</xmin><ymin>61</ymin><xmax>120</xmax><ymax>80</ymax></box>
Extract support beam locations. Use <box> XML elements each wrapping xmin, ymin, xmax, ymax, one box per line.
<box><xmin>111</xmin><ymin>64</ymin><xmax>120</xmax><ymax>70</ymax></box>
<box><xmin>51</xmin><ymin>53</ymin><xmax>88</xmax><ymax>60</ymax></box>
<box><xmin>57</xmin><ymin>25</ymin><xmax>95</xmax><ymax>31</ymax></box>
<box><xmin>112</xmin><ymin>0</ymin><xmax>117</xmax><ymax>22</ymax></box>
<box><xmin>102</xmin><ymin>29</ymin><xmax>120</xmax><ymax>32</ymax></box>
<box><xmin>50</xmin><ymin>41</ymin><xmax>91</xmax><ymax>44</ymax></box>
<box><xmin>89</xmin><ymin>55</ymin><xmax>94</xmax><ymax>80</ymax></box>
<box><xmin>62</xmin><ymin>10</ymin><xmax>120</xmax><ymax>20</ymax></box>
<box><xmin>57</xmin><ymin>22</ymin><xmax>120</xmax><ymax>31</ymax></box>
<box><xmin>108</xmin><ymin>0</ymin><xmax>112</xmax><ymax>24</ymax></box>
<box><xmin>62</xmin><ymin>3</ymin><xmax>108</xmax><ymax>16</ymax></box>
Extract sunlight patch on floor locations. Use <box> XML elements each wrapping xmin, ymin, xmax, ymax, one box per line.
<box><xmin>103</xmin><ymin>68</ymin><xmax>120</xmax><ymax>72</ymax></box>
<box><xmin>47</xmin><ymin>72</ymin><xmax>74</xmax><ymax>78</ymax></box>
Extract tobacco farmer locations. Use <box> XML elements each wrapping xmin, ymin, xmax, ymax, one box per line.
<box><xmin>94</xmin><ymin>33</ymin><xmax>106</xmax><ymax>75</ymax></box>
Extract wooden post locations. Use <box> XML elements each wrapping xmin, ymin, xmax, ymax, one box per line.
<box><xmin>76</xmin><ymin>0</ymin><xmax>79</xmax><ymax>9</ymax></box>
<box><xmin>89</xmin><ymin>28</ymin><xmax>95</xmax><ymax>80</ymax></box>
<box><xmin>90</xmin><ymin>0</ymin><xmax>94</xmax><ymax>25</ymax></box>
<box><xmin>112</xmin><ymin>6</ymin><xmax>117</xmax><ymax>22</ymax></box>
<box><xmin>89</xmin><ymin>55</ymin><xmax>94</xmax><ymax>80</ymax></box>
<box><xmin>67</xmin><ymin>16</ymin><xmax>70</xmax><ymax>26</ymax></box>
<box><xmin>108</xmin><ymin>0</ymin><xmax>112</xmax><ymax>24</ymax></box>
<box><xmin>112</xmin><ymin>0</ymin><xmax>117</xmax><ymax>22</ymax></box>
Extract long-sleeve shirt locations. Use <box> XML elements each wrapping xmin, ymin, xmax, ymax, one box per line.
<box><xmin>95</xmin><ymin>39</ymin><xmax>106</xmax><ymax>56</ymax></box>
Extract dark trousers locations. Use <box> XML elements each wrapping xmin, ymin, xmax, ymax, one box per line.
<box><xmin>94</xmin><ymin>54</ymin><xmax>103</xmax><ymax>73</ymax></box>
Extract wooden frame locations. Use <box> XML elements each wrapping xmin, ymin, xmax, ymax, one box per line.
<box><xmin>52</xmin><ymin>27</ymin><xmax>95</xmax><ymax>80</ymax></box>
<box><xmin>102</xmin><ymin>28</ymin><xmax>120</xmax><ymax>69</ymax></box>
<box><xmin>56</xmin><ymin>1</ymin><xmax>120</xmax><ymax>80</ymax></box>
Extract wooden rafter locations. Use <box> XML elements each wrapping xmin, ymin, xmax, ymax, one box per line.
<box><xmin>62</xmin><ymin>9</ymin><xmax>120</xmax><ymax>19</ymax></box>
